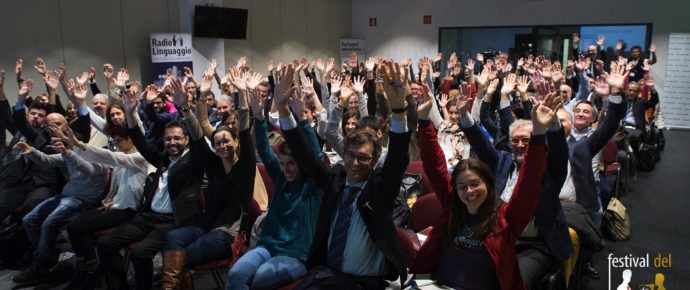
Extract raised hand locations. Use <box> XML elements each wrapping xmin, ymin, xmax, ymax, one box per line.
<box><xmin>290</xmin><ymin>88</ymin><xmax>307</xmax><ymax>120</ymax></box>
<box><xmin>144</xmin><ymin>84</ymin><xmax>159</xmax><ymax>103</ymax></box>
<box><xmin>501</xmin><ymin>73</ymin><xmax>517</xmax><ymax>95</ymax></box>
<box><xmin>236</xmin><ymin>56</ymin><xmax>247</xmax><ymax>68</ymax></box>
<box><xmin>456</xmin><ymin>83</ymin><xmax>474</xmax><ymax>116</ymax></box>
<box><xmin>531</xmin><ymin>92</ymin><xmax>558</xmax><ymax>135</ymax></box>
<box><xmin>606</xmin><ymin>64</ymin><xmax>628</xmax><ymax>91</ymax></box>
<box><xmin>476</xmin><ymin>52</ymin><xmax>484</xmax><ymax>63</ymax></box>
<box><xmin>330</xmin><ymin>74</ymin><xmax>342</xmax><ymax>95</ymax></box>
<box><xmin>44</xmin><ymin>70</ymin><xmax>60</xmax><ymax>90</ymax></box>
<box><xmin>517</xmin><ymin>75</ymin><xmax>531</xmax><ymax>95</ymax></box>
<box><xmin>325</xmin><ymin>57</ymin><xmax>335</xmax><ymax>74</ymax></box>
<box><xmin>572</xmin><ymin>32</ymin><xmax>580</xmax><ymax>44</ymax></box>
<box><xmin>300</xmin><ymin>75</ymin><xmax>316</xmax><ymax>96</ymax></box>
<box><xmin>129</xmin><ymin>81</ymin><xmax>141</xmax><ymax>95</ymax></box>
<box><xmin>267</xmin><ymin>60</ymin><xmax>275</xmax><ymax>73</ymax></box>
<box><xmin>466</xmin><ymin>58</ymin><xmax>475</xmax><ymax>71</ymax></box>
<box><xmin>649</xmin><ymin>43</ymin><xmax>656</xmax><ymax>53</ymax></box>
<box><xmin>381</xmin><ymin>61</ymin><xmax>409</xmax><ymax>110</ymax></box>
<box><xmin>103</xmin><ymin>64</ymin><xmax>114</xmax><ymax>80</ymax></box>
<box><xmin>616</xmin><ymin>40</ymin><xmax>623</xmax><ymax>51</ymax></box>
<box><xmin>88</xmin><ymin>67</ymin><xmax>96</xmax><ymax>81</ymax></box>
<box><xmin>76</xmin><ymin>71</ymin><xmax>89</xmax><ymax>85</ymax></box>
<box><xmin>439</xmin><ymin>93</ymin><xmax>449</xmax><ymax>108</ymax></box>
<box><xmin>122</xmin><ymin>84</ymin><xmax>139</xmax><ymax>113</ymax></box>
<box><xmin>246</xmin><ymin>72</ymin><xmax>263</xmax><ymax>90</ymax></box>
<box><xmin>15</xmin><ymin>59</ymin><xmax>23</xmax><ymax>75</ymax></box>
<box><xmin>476</xmin><ymin>67</ymin><xmax>489</xmax><ymax>86</ymax></box>
<box><xmin>597</xmin><ymin>35</ymin><xmax>605</xmax><ymax>46</ymax></box>
<box><xmin>34</xmin><ymin>58</ymin><xmax>47</xmax><ymax>76</ymax></box>
<box><xmin>210</xmin><ymin>59</ymin><xmax>218</xmax><ymax>74</ymax></box>
<box><xmin>200</xmin><ymin>72</ymin><xmax>213</xmax><ymax>94</ymax></box>
<box><xmin>434</xmin><ymin>52</ymin><xmax>443</xmax><ymax>63</ymax></box>
<box><xmin>352</xmin><ymin>75</ymin><xmax>365</xmax><ymax>95</ymax></box>
<box><xmin>593</xmin><ymin>76</ymin><xmax>610</xmax><ymax>96</ymax></box>
<box><xmin>273</xmin><ymin>65</ymin><xmax>296</xmax><ymax>108</ymax></box>
<box><xmin>486</xmin><ymin>79</ymin><xmax>500</xmax><ymax>96</ymax></box>
<box><xmin>247</xmin><ymin>87</ymin><xmax>263</xmax><ymax>116</ymax></box>
<box><xmin>642</xmin><ymin>59</ymin><xmax>651</xmax><ymax>71</ymax></box>
<box><xmin>72</xmin><ymin>81</ymin><xmax>88</xmax><ymax>104</ymax></box>
<box><xmin>365</xmin><ymin>57</ymin><xmax>376</xmax><ymax>72</ymax></box>
<box><xmin>183</xmin><ymin>66</ymin><xmax>194</xmax><ymax>79</ymax></box>
<box><xmin>315</xmin><ymin>58</ymin><xmax>325</xmax><ymax>73</ymax></box>
<box><xmin>58</xmin><ymin>63</ymin><xmax>67</xmax><ymax>80</ymax></box>
<box><xmin>115</xmin><ymin>68</ymin><xmax>129</xmax><ymax>87</ymax></box>
<box><xmin>228</xmin><ymin>67</ymin><xmax>247</xmax><ymax>91</ymax></box>
<box><xmin>551</xmin><ymin>68</ymin><xmax>564</xmax><ymax>83</ymax></box>
<box><xmin>417</xmin><ymin>84</ymin><xmax>434</xmax><ymax>120</ymax></box>
<box><xmin>168</xmin><ymin>78</ymin><xmax>187</xmax><ymax>107</ymax></box>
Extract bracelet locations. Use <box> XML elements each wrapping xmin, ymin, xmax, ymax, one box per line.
<box><xmin>392</xmin><ymin>105</ymin><xmax>408</xmax><ymax>114</ymax></box>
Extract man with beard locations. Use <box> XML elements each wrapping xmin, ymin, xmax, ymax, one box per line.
<box><xmin>96</xmin><ymin>80</ymin><xmax>203</xmax><ymax>290</ymax></box>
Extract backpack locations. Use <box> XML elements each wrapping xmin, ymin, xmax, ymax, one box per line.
<box><xmin>393</xmin><ymin>173</ymin><xmax>423</xmax><ymax>228</ymax></box>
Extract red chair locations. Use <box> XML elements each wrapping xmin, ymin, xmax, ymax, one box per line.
<box><xmin>405</xmin><ymin>161</ymin><xmax>434</xmax><ymax>196</ymax></box>
<box><xmin>409</xmin><ymin>193</ymin><xmax>443</xmax><ymax>233</ymax></box>
<box><xmin>257</xmin><ymin>164</ymin><xmax>274</xmax><ymax>202</ymax></box>
<box><xmin>396</xmin><ymin>227</ymin><xmax>417</xmax><ymax>268</ymax></box>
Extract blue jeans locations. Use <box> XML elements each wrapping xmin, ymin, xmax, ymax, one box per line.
<box><xmin>22</xmin><ymin>194</ymin><xmax>90</xmax><ymax>267</ymax></box>
<box><xmin>226</xmin><ymin>247</ymin><xmax>307</xmax><ymax>290</ymax></box>
<box><xmin>164</xmin><ymin>226</ymin><xmax>234</xmax><ymax>267</ymax></box>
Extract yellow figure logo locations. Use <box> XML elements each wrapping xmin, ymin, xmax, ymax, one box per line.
<box><xmin>639</xmin><ymin>273</ymin><xmax>666</xmax><ymax>290</ymax></box>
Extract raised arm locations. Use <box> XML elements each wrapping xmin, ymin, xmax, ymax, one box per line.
<box><xmin>458</xmin><ymin>83</ymin><xmax>502</xmax><ymax>171</ymax></box>
<box><xmin>504</xmin><ymin>94</ymin><xmax>553</xmax><ymax>236</ymax></box>
<box><xmin>586</xmin><ymin>73</ymin><xmax>628</xmax><ymax>154</ymax></box>
<box><xmin>416</xmin><ymin>88</ymin><xmax>453</xmax><ymax>205</ymax></box>
<box><xmin>122</xmin><ymin>84</ymin><xmax>163</xmax><ymax>166</ymax></box>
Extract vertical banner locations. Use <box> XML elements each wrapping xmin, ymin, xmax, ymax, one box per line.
<box><xmin>150</xmin><ymin>33</ymin><xmax>193</xmax><ymax>87</ymax></box>
<box><xmin>340</xmin><ymin>39</ymin><xmax>366</xmax><ymax>68</ymax></box>
<box><xmin>663</xmin><ymin>33</ymin><xmax>690</xmax><ymax>129</ymax></box>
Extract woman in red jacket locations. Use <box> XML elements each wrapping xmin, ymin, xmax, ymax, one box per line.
<box><xmin>410</xmin><ymin>89</ymin><xmax>560</xmax><ymax>290</ymax></box>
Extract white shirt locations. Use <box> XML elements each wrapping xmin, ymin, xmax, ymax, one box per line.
<box><xmin>559</xmin><ymin>162</ymin><xmax>577</xmax><ymax>202</ymax></box>
<box><xmin>500</xmin><ymin>167</ymin><xmax>519</xmax><ymax>202</ymax></box>
<box><xmin>151</xmin><ymin>149</ymin><xmax>189</xmax><ymax>214</ymax></box>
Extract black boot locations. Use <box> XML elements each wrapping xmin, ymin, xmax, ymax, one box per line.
<box><xmin>63</xmin><ymin>268</ymin><xmax>87</xmax><ymax>290</ymax></box>
<box><xmin>12</xmin><ymin>262</ymin><xmax>50</xmax><ymax>284</ymax></box>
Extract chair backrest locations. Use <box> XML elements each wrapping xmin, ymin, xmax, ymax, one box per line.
<box><xmin>602</xmin><ymin>140</ymin><xmax>618</xmax><ymax>165</ymax></box>
<box><xmin>396</xmin><ymin>227</ymin><xmax>417</xmax><ymax>268</ymax></box>
<box><xmin>405</xmin><ymin>160</ymin><xmax>434</xmax><ymax>195</ymax></box>
<box><xmin>257</xmin><ymin>163</ymin><xmax>274</xmax><ymax>202</ymax></box>
<box><xmin>409</xmin><ymin>193</ymin><xmax>443</xmax><ymax>232</ymax></box>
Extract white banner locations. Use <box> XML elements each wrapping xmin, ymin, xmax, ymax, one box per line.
<box><xmin>150</xmin><ymin>33</ymin><xmax>193</xmax><ymax>63</ymax></box>
<box><xmin>663</xmin><ymin>33</ymin><xmax>690</xmax><ymax>129</ymax></box>
<box><xmin>340</xmin><ymin>39</ymin><xmax>366</xmax><ymax>67</ymax></box>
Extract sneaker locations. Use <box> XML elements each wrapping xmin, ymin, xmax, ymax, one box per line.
<box><xmin>12</xmin><ymin>263</ymin><xmax>49</xmax><ymax>284</ymax></box>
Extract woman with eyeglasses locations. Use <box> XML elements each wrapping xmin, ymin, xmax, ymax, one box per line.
<box><xmin>410</xmin><ymin>91</ymin><xmax>557</xmax><ymax>290</ymax></box>
<box><xmin>159</xmin><ymin>71</ymin><xmax>256</xmax><ymax>289</ymax></box>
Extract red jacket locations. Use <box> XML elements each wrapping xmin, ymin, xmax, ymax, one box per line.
<box><xmin>410</xmin><ymin>122</ymin><xmax>547</xmax><ymax>290</ymax></box>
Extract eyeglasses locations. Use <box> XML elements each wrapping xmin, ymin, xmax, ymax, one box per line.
<box><xmin>510</xmin><ymin>137</ymin><xmax>531</xmax><ymax>145</ymax></box>
<box><xmin>345</xmin><ymin>151</ymin><xmax>374</xmax><ymax>163</ymax></box>
<box><xmin>457</xmin><ymin>180</ymin><xmax>484</xmax><ymax>192</ymax></box>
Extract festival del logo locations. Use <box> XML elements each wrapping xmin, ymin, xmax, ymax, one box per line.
<box><xmin>608</xmin><ymin>252</ymin><xmax>672</xmax><ymax>290</ymax></box>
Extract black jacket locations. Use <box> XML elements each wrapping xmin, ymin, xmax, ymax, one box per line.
<box><xmin>130</xmin><ymin>126</ymin><xmax>203</xmax><ymax>227</ymax></box>
<box><xmin>283</xmin><ymin>122</ymin><xmax>411</xmax><ymax>284</ymax></box>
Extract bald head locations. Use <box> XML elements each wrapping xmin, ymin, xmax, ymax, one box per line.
<box><xmin>46</xmin><ymin>113</ymin><xmax>68</xmax><ymax>131</ymax></box>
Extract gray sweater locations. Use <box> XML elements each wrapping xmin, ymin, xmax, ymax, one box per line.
<box><xmin>28</xmin><ymin>149</ymin><xmax>109</xmax><ymax>205</ymax></box>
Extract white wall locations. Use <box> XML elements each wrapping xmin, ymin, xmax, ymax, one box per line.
<box><xmin>0</xmin><ymin>0</ymin><xmax>179</xmax><ymax>103</ymax></box>
<box><xmin>0</xmin><ymin>0</ymin><xmax>351</xmax><ymax>104</ymax></box>
<box><xmin>352</xmin><ymin>0</ymin><xmax>690</xmax><ymax>93</ymax></box>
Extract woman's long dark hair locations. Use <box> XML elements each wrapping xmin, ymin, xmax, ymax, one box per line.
<box><xmin>446</xmin><ymin>158</ymin><xmax>504</xmax><ymax>247</ymax></box>
<box><xmin>105</xmin><ymin>102</ymin><xmax>126</xmax><ymax>136</ymax></box>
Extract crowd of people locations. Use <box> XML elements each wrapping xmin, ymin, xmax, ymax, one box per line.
<box><xmin>0</xmin><ymin>33</ymin><xmax>662</xmax><ymax>290</ymax></box>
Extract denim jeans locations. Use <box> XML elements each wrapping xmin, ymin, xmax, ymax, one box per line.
<box><xmin>164</xmin><ymin>226</ymin><xmax>234</xmax><ymax>267</ymax></box>
<box><xmin>22</xmin><ymin>194</ymin><xmax>90</xmax><ymax>268</ymax></box>
<box><xmin>226</xmin><ymin>247</ymin><xmax>307</xmax><ymax>290</ymax></box>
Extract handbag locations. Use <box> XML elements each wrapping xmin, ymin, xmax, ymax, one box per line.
<box><xmin>603</xmin><ymin>196</ymin><xmax>631</xmax><ymax>241</ymax></box>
